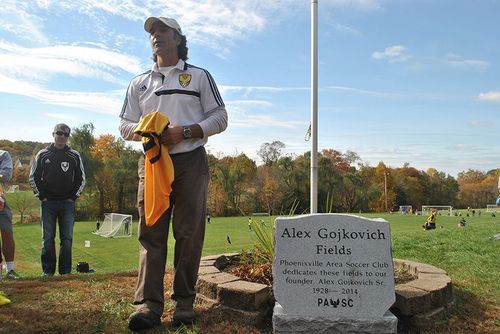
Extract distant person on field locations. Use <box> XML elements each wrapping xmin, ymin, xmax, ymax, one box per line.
<box><xmin>206</xmin><ymin>214</ymin><xmax>211</xmax><ymax>224</ymax></box>
<box><xmin>29</xmin><ymin>124</ymin><xmax>86</xmax><ymax>276</ymax></box>
<box><xmin>0</xmin><ymin>150</ymin><xmax>19</xmax><ymax>279</ymax></box>
<box><xmin>458</xmin><ymin>218</ymin><xmax>467</xmax><ymax>227</ymax></box>
<box><xmin>124</xmin><ymin>217</ymin><xmax>131</xmax><ymax>235</ymax></box>
<box><xmin>423</xmin><ymin>210</ymin><xmax>437</xmax><ymax>230</ymax></box>
<box><xmin>248</xmin><ymin>217</ymin><xmax>253</xmax><ymax>230</ymax></box>
<box><xmin>119</xmin><ymin>16</ymin><xmax>227</xmax><ymax>331</ymax></box>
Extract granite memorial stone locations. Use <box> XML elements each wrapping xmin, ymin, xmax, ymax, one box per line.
<box><xmin>273</xmin><ymin>214</ymin><xmax>395</xmax><ymax>320</ymax></box>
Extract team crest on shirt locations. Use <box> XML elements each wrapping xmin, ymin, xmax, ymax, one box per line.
<box><xmin>61</xmin><ymin>161</ymin><xmax>69</xmax><ymax>172</ymax></box>
<box><xmin>179</xmin><ymin>74</ymin><xmax>192</xmax><ymax>87</ymax></box>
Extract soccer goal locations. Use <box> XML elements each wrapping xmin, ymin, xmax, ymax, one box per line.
<box><xmin>421</xmin><ymin>205</ymin><xmax>453</xmax><ymax>216</ymax></box>
<box><xmin>94</xmin><ymin>213</ymin><xmax>133</xmax><ymax>238</ymax></box>
<box><xmin>398</xmin><ymin>205</ymin><xmax>412</xmax><ymax>214</ymax></box>
<box><xmin>486</xmin><ymin>205</ymin><xmax>500</xmax><ymax>213</ymax></box>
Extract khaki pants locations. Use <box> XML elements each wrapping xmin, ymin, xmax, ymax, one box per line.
<box><xmin>133</xmin><ymin>146</ymin><xmax>208</xmax><ymax>316</ymax></box>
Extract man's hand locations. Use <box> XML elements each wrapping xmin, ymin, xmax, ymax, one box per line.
<box><xmin>160</xmin><ymin>124</ymin><xmax>203</xmax><ymax>145</ymax></box>
<box><xmin>160</xmin><ymin>126</ymin><xmax>184</xmax><ymax>146</ymax></box>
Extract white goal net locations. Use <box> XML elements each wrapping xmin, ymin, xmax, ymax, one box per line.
<box><xmin>486</xmin><ymin>205</ymin><xmax>500</xmax><ymax>213</ymax></box>
<box><xmin>398</xmin><ymin>205</ymin><xmax>412</xmax><ymax>214</ymax></box>
<box><xmin>94</xmin><ymin>213</ymin><xmax>133</xmax><ymax>238</ymax></box>
<box><xmin>421</xmin><ymin>205</ymin><xmax>453</xmax><ymax>216</ymax></box>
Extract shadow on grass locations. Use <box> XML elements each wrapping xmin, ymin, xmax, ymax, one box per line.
<box><xmin>395</xmin><ymin>285</ymin><xmax>498</xmax><ymax>334</ymax></box>
<box><xmin>432</xmin><ymin>286</ymin><xmax>498</xmax><ymax>334</ymax></box>
<box><xmin>0</xmin><ymin>271</ymin><xmax>269</xmax><ymax>334</ymax></box>
<box><xmin>1</xmin><ymin>273</ymin><xmax>497</xmax><ymax>334</ymax></box>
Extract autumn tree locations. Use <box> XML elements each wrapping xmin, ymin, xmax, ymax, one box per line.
<box><xmin>277</xmin><ymin>153</ymin><xmax>309</xmax><ymax>214</ymax></box>
<box><xmin>424</xmin><ymin>168</ymin><xmax>459</xmax><ymax>207</ymax></box>
<box><xmin>367</xmin><ymin>162</ymin><xmax>396</xmax><ymax>212</ymax></box>
<box><xmin>208</xmin><ymin>154</ymin><xmax>257</xmax><ymax>216</ymax></box>
<box><xmin>392</xmin><ymin>164</ymin><xmax>428</xmax><ymax>211</ymax></box>
<box><xmin>457</xmin><ymin>169</ymin><xmax>499</xmax><ymax>208</ymax></box>
<box><xmin>90</xmin><ymin>134</ymin><xmax>140</xmax><ymax>216</ymax></box>
<box><xmin>257</xmin><ymin>141</ymin><xmax>285</xmax><ymax>166</ymax></box>
<box><xmin>255</xmin><ymin>164</ymin><xmax>286</xmax><ymax>215</ymax></box>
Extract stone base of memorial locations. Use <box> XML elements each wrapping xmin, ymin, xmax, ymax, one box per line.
<box><xmin>273</xmin><ymin>303</ymin><xmax>397</xmax><ymax>333</ymax></box>
<box><xmin>273</xmin><ymin>214</ymin><xmax>398</xmax><ymax>334</ymax></box>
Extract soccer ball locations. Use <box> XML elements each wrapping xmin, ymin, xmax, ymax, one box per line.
<box><xmin>496</xmin><ymin>196</ymin><xmax>500</xmax><ymax>206</ymax></box>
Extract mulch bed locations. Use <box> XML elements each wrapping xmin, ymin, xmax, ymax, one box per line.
<box><xmin>225</xmin><ymin>260</ymin><xmax>417</xmax><ymax>286</ymax></box>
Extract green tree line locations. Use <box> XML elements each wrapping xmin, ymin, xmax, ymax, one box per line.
<box><xmin>1</xmin><ymin>126</ymin><xmax>499</xmax><ymax>219</ymax></box>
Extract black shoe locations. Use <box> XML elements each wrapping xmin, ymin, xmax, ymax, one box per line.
<box><xmin>172</xmin><ymin>307</ymin><xmax>195</xmax><ymax>326</ymax></box>
<box><xmin>128</xmin><ymin>311</ymin><xmax>161</xmax><ymax>332</ymax></box>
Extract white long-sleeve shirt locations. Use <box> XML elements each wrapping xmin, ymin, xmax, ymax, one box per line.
<box><xmin>119</xmin><ymin>60</ymin><xmax>227</xmax><ymax>154</ymax></box>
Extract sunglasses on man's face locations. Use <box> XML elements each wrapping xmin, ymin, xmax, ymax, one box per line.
<box><xmin>55</xmin><ymin>131</ymin><xmax>70</xmax><ymax>137</ymax></box>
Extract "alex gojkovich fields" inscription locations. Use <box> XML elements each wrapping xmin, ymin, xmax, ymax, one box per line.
<box><xmin>273</xmin><ymin>214</ymin><xmax>395</xmax><ymax>319</ymax></box>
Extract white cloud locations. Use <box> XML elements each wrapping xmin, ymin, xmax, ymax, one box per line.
<box><xmin>0</xmin><ymin>73</ymin><xmax>124</xmax><ymax>115</ymax></box>
<box><xmin>333</xmin><ymin>23</ymin><xmax>361</xmax><ymax>35</ymax></box>
<box><xmin>446</xmin><ymin>53</ymin><xmax>488</xmax><ymax>69</ymax></box>
<box><xmin>467</xmin><ymin>120</ymin><xmax>495</xmax><ymax>128</ymax></box>
<box><xmin>0</xmin><ymin>41</ymin><xmax>142</xmax><ymax>84</ymax></box>
<box><xmin>34</xmin><ymin>89</ymin><xmax>124</xmax><ymax>114</ymax></box>
<box><xmin>45</xmin><ymin>112</ymin><xmax>78</xmax><ymax>120</ymax></box>
<box><xmin>0</xmin><ymin>0</ymin><xmax>383</xmax><ymax>57</ymax></box>
<box><xmin>372</xmin><ymin>45</ymin><xmax>411</xmax><ymax>63</ymax></box>
<box><xmin>227</xmin><ymin>100</ymin><xmax>273</xmax><ymax>108</ymax></box>
<box><xmin>478</xmin><ymin>91</ymin><xmax>500</xmax><ymax>102</ymax></box>
<box><xmin>0</xmin><ymin>1</ymin><xmax>49</xmax><ymax>45</ymax></box>
<box><xmin>325</xmin><ymin>86</ymin><xmax>393</xmax><ymax>97</ymax></box>
<box><xmin>326</xmin><ymin>0</ymin><xmax>382</xmax><ymax>11</ymax></box>
<box><xmin>226</xmin><ymin>100</ymin><xmax>306</xmax><ymax>129</ymax></box>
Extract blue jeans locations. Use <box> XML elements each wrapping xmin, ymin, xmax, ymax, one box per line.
<box><xmin>40</xmin><ymin>200</ymin><xmax>75</xmax><ymax>275</ymax></box>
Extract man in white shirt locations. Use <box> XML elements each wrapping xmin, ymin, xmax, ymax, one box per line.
<box><xmin>119</xmin><ymin>16</ymin><xmax>227</xmax><ymax>331</ymax></box>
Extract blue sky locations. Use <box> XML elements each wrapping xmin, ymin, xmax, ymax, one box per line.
<box><xmin>0</xmin><ymin>0</ymin><xmax>499</xmax><ymax>177</ymax></box>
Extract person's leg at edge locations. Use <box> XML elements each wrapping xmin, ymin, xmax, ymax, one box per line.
<box><xmin>171</xmin><ymin>147</ymin><xmax>209</xmax><ymax>324</ymax></box>
<box><xmin>40</xmin><ymin>201</ymin><xmax>57</xmax><ymax>276</ymax></box>
<box><xmin>58</xmin><ymin>200</ymin><xmax>75</xmax><ymax>275</ymax></box>
<box><xmin>0</xmin><ymin>202</ymin><xmax>16</xmax><ymax>277</ymax></box>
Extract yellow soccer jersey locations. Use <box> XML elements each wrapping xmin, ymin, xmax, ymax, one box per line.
<box><xmin>134</xmin><ymin>112</ymin><xmax>174</xmax><ymax>226</ymax></box>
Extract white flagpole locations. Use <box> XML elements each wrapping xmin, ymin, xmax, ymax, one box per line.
<box><xmin>311</xmin><ymin>0</ymin><xmax>318</xmax><ymax>214</ymax></box>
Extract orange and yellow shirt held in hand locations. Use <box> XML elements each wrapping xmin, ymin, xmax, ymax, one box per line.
<box><xmin>134</xmin><ymin>112</ymin><xmax>174</xmax><ymax>226</ymax></box>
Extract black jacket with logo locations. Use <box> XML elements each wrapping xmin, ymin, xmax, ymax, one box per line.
<box><xmin>29</xmin><ymin>144</ymin><xmax>86</xmax><ymax>201</ymax></box>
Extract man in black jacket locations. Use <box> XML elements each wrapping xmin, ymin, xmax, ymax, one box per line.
<box><xmin>29</xmin><ymin>124</ymin><xmax>85</xmax><ymax>276</ymax></box>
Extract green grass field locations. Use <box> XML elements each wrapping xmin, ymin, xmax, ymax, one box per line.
<box><xmin>4</xmin><ymin>190</ymin><xmax>499</xmax><ymax>316</ymax></box>
<box><xmin>9</xmin><ymin>211</ymin><xmax>499</xmax><ymax>299</ymax></box>
<box><xmin>3</xmin><ymin>209</ymin><xmax>499</xmax><ymax>333</ymax></box>
<box><xmin>11</xmin><ymin>215</ymin><xmax>264</xmax><ymax>276</ymax></box>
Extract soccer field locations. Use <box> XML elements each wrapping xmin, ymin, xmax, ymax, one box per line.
<box><xmin>12</xmin><ymin>215</ymin><xmax>262</xmax><ymax>276</ymax></box>
<box><xmin>10</xmin><ymin>212</ymin><xmax>499</xmax><ymax>287</ymax></box>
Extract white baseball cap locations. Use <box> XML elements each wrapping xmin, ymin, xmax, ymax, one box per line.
<box><xmin>144</xmin><ymin>17</ymin><xmax>182</xmax><ymax>35</ymax></box>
